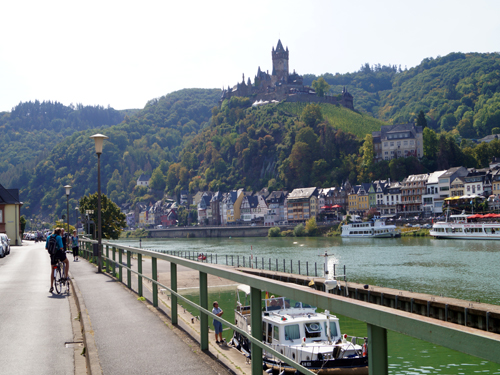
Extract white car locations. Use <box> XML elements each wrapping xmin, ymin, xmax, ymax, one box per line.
<box><xmin>0</xmin><ymin>234</ymin><xmax>10</xmax><ymax>257</ymax></box>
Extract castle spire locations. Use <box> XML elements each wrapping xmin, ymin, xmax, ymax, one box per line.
<box><xmin>276</xmin><ymin>39</ymin><xmax>285</xmax><ymax>52</ymax></box>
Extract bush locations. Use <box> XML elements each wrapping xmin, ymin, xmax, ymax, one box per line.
<box><xmin>281</xmin><ymin>230</ymin><xmax>294</xmax><ymax>237</ymax></box>
<box><xmin>305</xmin><ymin>217</ymin><xmax>318</xmax><ymax>236</ymax></box>
<box><xmin>268</xmin><ymin>227</ymin><xmax>281</xmax><ymax>237</ymax></box>
<box><xmin>293</xmin><ymin>224</ymin><xmax>305</xmax><ymax>237</ymax></box>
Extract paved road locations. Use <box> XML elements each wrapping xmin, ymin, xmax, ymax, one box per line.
<box><xmin>1</xmin><ymin>241</ymin><xmax>226</xmax><ymax>375</ymax></box>
<box><xmin>0</xmin><ymin>241</ymin><xmax>74</xmax><ymax>375</ymax></box>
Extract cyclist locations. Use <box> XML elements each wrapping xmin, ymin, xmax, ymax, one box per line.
<box><xmin>46</xmin><ymin>228</ymin><xmax>69</xmax><ymax>293</ymax></box>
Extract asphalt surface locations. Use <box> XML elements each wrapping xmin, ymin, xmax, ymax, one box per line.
<box><xmin>1</xmin><ymin>241</ymin><xmax>224</xmax><ymax>375</ymax></box>
<box><xmin>0</xmin><ymin>241</ymin><xmax>74</xmax><ymax>375</ymax></box>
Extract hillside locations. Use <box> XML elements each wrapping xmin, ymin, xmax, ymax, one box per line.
<box><xmin>306</xmin><ymin>52</ymin><xmax>500</xmax><ymax>138</ymax></box>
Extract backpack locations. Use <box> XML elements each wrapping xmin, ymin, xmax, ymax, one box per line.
<box><xmin>47</xmin><ymin>235</ymin><xmax>58</xmax><ymax>255</ymax></box>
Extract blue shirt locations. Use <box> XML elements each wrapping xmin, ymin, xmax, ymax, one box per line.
<box><xmin>45</xmin><ymin>234</ymin><xmax>63</xmax><ymax>251</ymax></box>
<box><xmin>71</xmin><ymin>235</ymin><xmax>79</xmax><ymax>247</ymax></box>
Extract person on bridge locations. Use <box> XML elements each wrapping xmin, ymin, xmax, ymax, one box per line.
<box><xmin>71</xmin><ymin>230</ymin><xmax>79</xmax><ymax>261</ymax></box>
<box><xmin>212</xmin><ymin>301</ymin><xmax>224</xmax><ymax>344</ymax></box>
<box><xmin>45</xmin><ymin>228</ymin><xmax>69</xmax><ymax>293</ymax></box>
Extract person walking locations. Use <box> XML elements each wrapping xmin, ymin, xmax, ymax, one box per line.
<box><xmin>71</xmin><ymin>230</ymin><xmax>79</xmax><ymax>261</ymax></box>
<box><xmin>212</xmin><ymin>301</ymin><xmax>224</xmax><ymax>344</ymax></box>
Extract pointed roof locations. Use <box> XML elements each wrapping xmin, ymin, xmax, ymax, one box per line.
<box><xmin>0</xmin><ymin>184</ymin><xmax>20</xmax><ymax>204</ymax></box>
<box><xmin>275</xmin><ymin>39</ymin><xmax>285</xmax><ymax>52</ymax></box>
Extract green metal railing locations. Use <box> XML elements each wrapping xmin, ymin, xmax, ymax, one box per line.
<box><xmin>79</xmin><ymin>239</ymin><xmax>500</xmax><ymax>375</ymax></box>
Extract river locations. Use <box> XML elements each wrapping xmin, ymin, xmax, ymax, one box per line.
<box><xmin>111</xmin><ymin>236</ymin><xmax>500</xmax><ymax>374</ymax></box>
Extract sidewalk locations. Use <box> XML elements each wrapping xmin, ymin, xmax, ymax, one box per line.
<box><xmin>69</xmin><ymin>253</ymin><xmax>227</xmax><ymax>375</ymax></box>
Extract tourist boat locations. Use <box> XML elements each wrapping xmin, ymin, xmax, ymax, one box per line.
<box><xmin>341</xmin><ymin>218</ymin><xmax>399</xmax><ymax>238</ymax></box>
<box><xmin>231</xmin><ymin>285</ymin><xmax>368</xmax><ymax>374</ymax></box>
<box><xmin>430</xmin><ymin>211</ymin><xmax>500</xmax><ymax>240</ymax></box>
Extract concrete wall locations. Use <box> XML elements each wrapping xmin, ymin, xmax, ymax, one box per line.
<box><xmin>149</xmin><ymin>226</ymin><xmax>274</xmax><ymax>238</ymax></box>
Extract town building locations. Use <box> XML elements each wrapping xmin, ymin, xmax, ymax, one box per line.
<box><xmin>197</xmin><ymin>193</ymin><xmax>213</xmax><ymax>225</ymax></box>
<box><xmin>0</xmin><ymin>184</ymin><xmax>22</xmax><ymax>245</ymax></box>
<box><xmin>372</xmin><ymin>123</ymin><xmax>424</xmax><ymax>162</ymax></box>
<box><xmin>264</xmin><ymin>191</ymin><xmax>288</xmax><ymax>226</ymax></box>
<box><xmin>136</xmin><ymin>174</ymin><xmax>150</xmax><ymax>187</ymax></box>
<box><xmin>422</xmin><ymin>170</ymin><xmax>447</xmax><ymax>216</ymax></box>
<box><xmin>287</xmin><ymin>187</ymin><xmax>318</xmax><ymax>223</ymax></box>
<box><xmin>401</xmin><ymin>174</ymin><xmax>429</xmax><ymax>215</ymax></box>
<box><xmin>241</xmin><ymin>195</ymin><xmax>268</xmax><ymax>224</ymax></box>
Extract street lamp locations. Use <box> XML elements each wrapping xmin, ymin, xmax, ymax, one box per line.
<box><xmin>90</xmin><ymin>133</ymin><xmax>108</xmax><ymax>273</ymax></box>
<box><xmin>64</xmin><ymin>185</ymin><xmax>71</xmax><ymax>237</ymax></box>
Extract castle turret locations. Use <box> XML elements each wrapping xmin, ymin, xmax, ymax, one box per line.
<box><xmin>272</xmin><ymin>39</ymin><xmax>289</xmax><ymax>85</ymax></box>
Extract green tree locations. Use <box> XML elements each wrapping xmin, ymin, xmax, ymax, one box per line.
<box><xmin>20</xmin><ymin>215</ymin><xmax>27</xmax><ymax>236</ymax></box>
<box><xmin>149</xmin><ymin>167</ymin><xmax>167</xmax><ymax>191</ymax></box>
<box><xmin>416</xmin><ymin>110</ymin><xmax>427</xmax><ymax>129</ymax></box>
<box><xmin>305</xmin><ymin>217</ymin><xmax>318</xmax><ymax>236</ymax></box>
<box><xmin>268</xmin><ymin>227</ymin><xmax>281</xmax><ymax>237</ymax></box>
<box><xmin>360</xmin><ymin>134</ymin><xmax>374</xmax><ymax>167</ymax></box>
<box><xmin>423</xmin><ymin>128</ymin><xmax>438</xmax><ymax>159</ymax></box>
<box><xmin>312</xmin><ymin>77</ymin><xmax>330</xmax><ymax>97</ymax></box>
<box><xmin>301</xmin><ymin>104</ymin><xmax>323</xmax><ymax>128</ymax></box>
<box><xmin>293</xmin><ymin>223</ymin><xmax>305</xmax><ymax>237</ymax></box>
<box><xmin>79</xmin><ymin>193</ymin><xmax>126</xmax><ymax>240</ymax></box>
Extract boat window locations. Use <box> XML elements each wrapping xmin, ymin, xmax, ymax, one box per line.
<box><xmin>285</xmin><ymin>324</ymin><xmax>301</xmax><ymax>341</ymax></box>
<box><xmin>273</xmin><ymin>325</ymin><xmax>280</xmax><ymax>341</ymax></box>
<box><xmin>305</xmin><ymin>322</ymin><xmax>322</xmax><ymax>338</ymax></box>
<box><xmin>323</xmin><ymin>321</ymin><xmax>338</xmax><ymax>337</ymax></box>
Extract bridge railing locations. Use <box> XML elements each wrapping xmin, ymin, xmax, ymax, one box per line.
<box><xmin>79</xmin><ymin>239</ymin><xmax>500</xmax><ymax>375</ymax></box>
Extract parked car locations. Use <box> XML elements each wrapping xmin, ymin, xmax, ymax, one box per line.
<box><xmin>0</xmin><ymin>234</ymin><xmax>10</xmax><ymax>257</ymax></box>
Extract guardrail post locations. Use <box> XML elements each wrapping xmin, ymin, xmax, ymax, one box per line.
<box><xmin>367</xmin><ymin>323</ymin><xmax>388</xmax><ymax>375</ymax></box>
<box><xmin>152</xmin><ymin>257</ymin><xmax>158</xmax><ymax>307</ymax></box>
<box><xmin>118</xmin><ymin>249</ymin><xmax>123</xmax><ymax>282</ymax></box>
<box><xmin>251</xmin><ymin>286</ymin><xmax>263</xmax><ymax>375</ymax></box>
<box><xmin>171</xmin><ymin>262</ymin><xmax>178</xmax><ymax>325</ymax></box>
<box><xmin>105</xmin><ymin>245</ymin><xmax>109</xmax><ymax>272</ymax></box>
<box><xmin>127</xmin><ymin>251</ymin><xmax>132</xmax><ymax>289</ymax></box>
<box><xmin>138</xmin><ymin>253</ymin><xmax>143</xmax><ymax>297</ymax></box>
<box><xmin>112</xmin><ymin>247</ymin><xmax>116</xmax><ymax>277</ymax></box>
<box><xmin>199</xmin><ymin>271</ymin><xmax>208</xmax><ymax>351</ymax></box>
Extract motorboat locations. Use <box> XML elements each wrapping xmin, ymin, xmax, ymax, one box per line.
<box><xmin>231</xmin><ymin>285</ymin><xmax>368</xmax><ymax>374</ymax></box>
<box><xmin>341</xmin><ymin>218</ymin><xmax>399</xmax><ymax>238</ymax></box>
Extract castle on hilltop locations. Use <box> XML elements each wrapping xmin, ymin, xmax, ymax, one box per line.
<box><xmin>220</xmin><ymin>40</ymin><xmax>354</xmax><ymax>110</ymax></box>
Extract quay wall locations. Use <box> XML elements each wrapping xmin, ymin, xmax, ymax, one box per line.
<box><xmin>239</xmin><ymin>268</ymin><xmax>500</xmax><ymax>334</ymax></box>
<box><xmin>149</xmin><ymin>226</ymin><xmax>277</xmax><ymax>238</ymax></box>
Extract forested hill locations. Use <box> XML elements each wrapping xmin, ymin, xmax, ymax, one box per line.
<box><xmin>0</xmin><ymin>101</ymin><xmax>126</xmax><ymax>188</ymax></box>
<box><xmin>16</xmin><ymin>88</ymin><xmax>221</xmax><ymax>218</ymax></box>
<box><xmin>305</xmin><ymin>52</ymin><xmax>500</xmax><ymax>138</ymax></box>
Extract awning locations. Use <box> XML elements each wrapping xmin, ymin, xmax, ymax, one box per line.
<box><xmin>444</xmin><ymin>196</ymin><xmax>461</xmax><ymax>201</ymax></box>
<box><xmin>467</xmin><ymin>214</ymin><xmax>484</xmax><ymax>219</ymax></box>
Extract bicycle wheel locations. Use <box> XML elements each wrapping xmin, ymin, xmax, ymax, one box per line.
<box><xmin>64</xmin><ymin>265</ymin><xmax>70</xmax><ymax>294</ymax></box>
<box><xmin>54</xmin><ymin>266</ymin><xmax>63</xmax><ymax>294</ymax></box>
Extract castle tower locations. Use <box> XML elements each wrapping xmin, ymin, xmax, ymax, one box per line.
<box><xmin>271</xmin><ymin>39</ymin><xmax>289</xmax><ymax>85</ymax></box>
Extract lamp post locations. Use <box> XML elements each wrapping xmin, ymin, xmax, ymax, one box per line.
<box><xmin>64</xmin><ymin>185</ymin><xmax>72</xmax><ymax>236</ymax></box>
<box><xmin>75</xmin><ymin>206</ymin><xmax>79</xmax><ymax>234</ymax></box>
<box><xmin>90</xmin><ymin>134</ymin><xmax>108</xmax><ymax>273</ymax></box>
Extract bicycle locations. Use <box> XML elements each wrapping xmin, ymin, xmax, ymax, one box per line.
<box><xmin>53</xmin><ymin>259</ymin><xmax>69</xmax><ymax>295</ymax></box>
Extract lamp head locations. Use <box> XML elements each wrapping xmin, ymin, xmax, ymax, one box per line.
<box><xmin>64</xmin><ymin>185</ymin><xmax>72</xmax><ymax>196</ymax></box>
<box><xmin>90</xmin><ymin>133</ymin><xmax>109</xmax><ymax>154</ymax></box>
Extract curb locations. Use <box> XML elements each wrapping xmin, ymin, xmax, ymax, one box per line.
<box><xmin>69</xmin><ymin>271</ymin><xmax>103</xmax><ymax>375</ymax></box>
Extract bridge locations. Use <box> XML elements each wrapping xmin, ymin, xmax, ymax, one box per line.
<box><xmin>2</xmin><ymin>239</ymin><xmax>500</xmax><ymax>375</ymax></box>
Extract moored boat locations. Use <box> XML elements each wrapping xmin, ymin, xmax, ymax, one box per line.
<box><xmin>231</xmin><ymin>285</ymin><xmax>368</xmax><ymax>374</ymax></box>
<box><xmin>341</xmin><ymin>218</ymin><xmax>399</xmax><ymax>238</ymax></box>
<box><xmin>430</xmin><ymin>211</ymin><xmax>500</xmax><ymax>240</ymax></box>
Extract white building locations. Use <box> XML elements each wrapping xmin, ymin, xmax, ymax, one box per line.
<box><xmin>422</xmin><ymin>170</ymin><xmax>446</xmax><ymax>216</ymax></box>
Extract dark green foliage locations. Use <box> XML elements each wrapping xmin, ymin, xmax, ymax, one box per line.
<box><xmin>79</xmin><ymin>193</ymin><xmax>126</xmax><ymax>239</ymax></box>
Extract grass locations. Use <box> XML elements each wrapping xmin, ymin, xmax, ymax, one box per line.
<box><xmin>278</xmin><ymin>102</ymin><xmax>388</xmax><ymax>138</ymax></box>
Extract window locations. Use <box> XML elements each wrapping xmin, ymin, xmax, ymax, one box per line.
<box><xmin>305</xmin><ymin>322</ymin><xmax>322</xmax><ymax>338</ymax></box>
<box><xmin>404</xmin><ymin>141</ymin><xmax>408</xmax><ymax>146</ymax></box>
<box><xmin>285</xmin><ymin>325</ymin><xmax>301</xmax><ymax>341</ymax></box>
<box><xmin>390</xmin><ymin>142</ymin><xmax>394</xmax><ymax>147</ymax></box>
<box><xmin>273</xmin><ymin>325</ymin><xmax>280</xmax><ymax>341</ymax></box>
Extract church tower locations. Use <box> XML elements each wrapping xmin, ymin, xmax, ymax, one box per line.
<box><xmin>271</xmin><ymin>39</ymin><xmax>289</xmax><ymax>84</ymax></box>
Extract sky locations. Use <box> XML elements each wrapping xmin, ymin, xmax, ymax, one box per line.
<box><xmin>1</xmin><ymin>0</ymin><xmax>499</xmax><ymax>113</ymax></box>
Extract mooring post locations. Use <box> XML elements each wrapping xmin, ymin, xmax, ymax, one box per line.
<box><xmin>315</xmin><ymin>262</ymin><xmax>317</xmax><ymax>277</ymax></box>
<box><xmin>298</xmin><ymin>260</ymin><xmax>301</xmax><ymax>275</ymax></box>
<box><xmin>171</xmin><ymin>262</ymin><xmax>178</xmax><ymax>325</ymax></box>
<box><xmin>283</xmin><ymin>259</ymin><xmax>285</xmax><ymax>272</ymax></box>
<box><xmin>276</xmin><ymin>258</ymin><xmax>278</xmax><ymax>271</ymax></box>
<box><xmin>290</xmin><ymin>260</ymin><xmax>293</xmax><ymax>274</ymax></box>
<box><xmin>306</xmin><ymin>261</ymin><xmax>309</xmax><ymax>276</ymax></box>
<box><xmin>200</xmin><ymin>271</ymin><xmax>208</xmax><ymax>351</ymax></box>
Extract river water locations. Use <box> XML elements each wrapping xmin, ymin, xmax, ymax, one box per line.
<box><xmin>112</xmin><ymin>236</ymin><xmax>500</xmax><ymax>374</ymax></box>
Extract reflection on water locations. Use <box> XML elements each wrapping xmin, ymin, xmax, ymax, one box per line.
<box><xmin>112</xmin><ymin>236</ymin><xmax>500</xmax><ymax>374</ymax></box>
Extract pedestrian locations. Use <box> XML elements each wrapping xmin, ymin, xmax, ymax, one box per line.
<box><xmin>61</xmin><ymin>228</ymin><xmax>67</xmax><ymax>252</ymax></box>
<box><xmin>71</xmin><ymin>230</ymin><xmax>79</xmax><ymax>261</ymax></box>
<box><xmin>212</xmin><ymin>301</ymin><xmax>224</xmax><ymax>344</ymax></box>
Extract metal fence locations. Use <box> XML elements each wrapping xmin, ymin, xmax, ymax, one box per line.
<box><xmin>79</xmin><ymin>239</ymin><xmax>500</xmax><ymax>375</ymax></box>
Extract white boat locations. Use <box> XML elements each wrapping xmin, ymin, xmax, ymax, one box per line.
<box><xmin>231</xmin><ymin>285</ymin><xmax>368</xmax><ymax>374</ymax></box>
<box><xmin>341</xmin><ymin>218</ymin><xmax>399</xmax><ymax>238</ymax></box>
<box><xmin>430</xmin><ymin>211</ymin><xmax>500</xmax><ymax>240</ymax></box>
